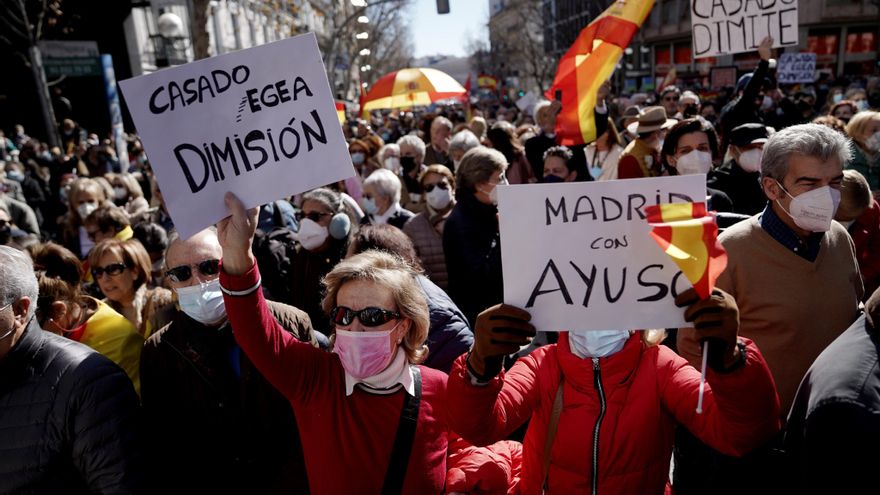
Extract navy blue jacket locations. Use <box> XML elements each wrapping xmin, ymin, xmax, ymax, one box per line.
<box><xmin>417</xmin><ymin>275</ymin><xmax>473</xmax><ymax>373</ymax></box>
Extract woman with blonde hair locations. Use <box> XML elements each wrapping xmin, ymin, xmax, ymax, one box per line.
<box><xmin>88</xmin><ymin>238</ymin><xmax>174</xmax><ymax>338</ymax></box>
<box><xmin>60</xmin><ymin>177</ymin><xmax>111</xmax><ymax>258</ymax></box>
<box><xmin>216</xmin><ymin>191</ymin><xmax>503</xmax><ymax>493</ymax></box>
<box><xmin>845</xmin><ymin>110</ymin><xmax>880</xmax><ymax>189</ymax></box>
<box><xmin>106</xmin><ymin>172</ymin><xmax>149</xmax><ymax>218</ymax></box>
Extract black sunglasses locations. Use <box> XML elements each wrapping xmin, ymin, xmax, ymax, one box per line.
<box><xmin>165</xmin><ymin>259</ymin><xmax>220</xmax><ymax>283</ymax></box>
<box><xmin>331</xmin><ymin>306</ymin><xmax>400</xmax><ymax>327</ymax></box>
<box><xmin>423</xmin><ymin>182</ymin><xmax>449</xmax><ymax>192</ymax></box>
<box><xmin>91</xmin><ymin>262</ymin><xmax>129</xmax><ymax>279</ymax></box>
<box><xmin>295</xmin><ymin>210</ymin><xmax>332</xmax><ymax>222</ymax></box>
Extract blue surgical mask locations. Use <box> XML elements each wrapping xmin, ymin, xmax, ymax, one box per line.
<box><xmin>351</xmin><ymin>152</ymin><xmax>365</xmax><ymax>165</ymax></box>
<box><xmin>362</xmin><ymin>196</ymin><xmax>379</xmax><ymax>215</ymax></box>
<box><xmin>567</xmin><ymin>330</ymin><xmax>631</xmax><ymax>358</ymax></box>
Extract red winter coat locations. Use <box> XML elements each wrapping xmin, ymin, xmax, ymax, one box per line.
<box><xmin>447</xmin><ymin>333</ymin><xmax>780</xmax><ymax>494</ymax></box>
<box><xmin>850</xmin><ymin>199</ymin><xmax>880</xmax><ymax>299</ymax></box>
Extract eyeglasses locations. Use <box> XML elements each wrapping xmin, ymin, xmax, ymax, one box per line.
<box><xmin>664</xmin><ymin>95</ymin><xmax>680</xmax><ymax>102</ymax></box>
<box><xmin>330</xmin><ymin>306</ymin><xmax>400</xmax><ymax>327</ymax></box>
<box><xmin>423</xmin><ymin>181</ymin><xmax>449</xmax><ymax>192</ymax></box>
<box><xmin>295</xmin><ymin>210</ymin><xmax>332</xmax><ymax>223</ymax></box>
<box><xmin>165</xmin><ymin>259</ymin><xmax>220</xmax><ymax>283</ymax></box>
<box><xmin>91</xmin><ymin>262</ymin><xmax>129</xmax><ymax>279</ymax></box>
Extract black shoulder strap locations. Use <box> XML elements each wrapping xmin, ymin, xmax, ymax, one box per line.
<box><xmin>380</xmin><ymin>366</ymin><xmax>422</xmax><ymax>495</ymax></box>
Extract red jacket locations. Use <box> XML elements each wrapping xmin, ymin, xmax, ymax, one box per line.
<box><xmin>850</xmin><ymin>199</ymin><xmax>880</xmax><ymax>298</ymax></box>
<box><xmin>448</xmin><ymin>333</ymin><xmax>780</xmax><ymax>494</ymax></box>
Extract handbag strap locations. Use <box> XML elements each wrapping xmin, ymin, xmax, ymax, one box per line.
<box><xmin>542</xmin><ymin>379</ymin><xmax>564</xmax><ymax>490</ymax></box>
<box><xmin>380</xmin><ymin>366</ymin><xmax>422</xmax><ymax>495</ymax></box>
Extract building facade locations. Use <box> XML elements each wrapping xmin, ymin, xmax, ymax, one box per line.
<box><xmin>628</xmin><ymin>0</ymin><xmax>879</xmax><ymax>92</ymax></box>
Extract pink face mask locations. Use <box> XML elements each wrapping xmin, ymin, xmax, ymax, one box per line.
<box><xmin>334</xmin><ymin>324</ymin><xmax>401</xmax><ymax>379</ymax></box>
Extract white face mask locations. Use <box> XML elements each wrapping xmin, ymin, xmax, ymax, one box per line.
<box><xmin>113</xmin><ymin>187</ymin><xmax>128</xmax><ymax>200</ymax></box>
<box><xmin>77</xmin><ymin>201</ymin><xmax>98</xmax><ymax>219</ymax></box>
<box><xmin>295</xmin><ymin>218</ymin><xmax>330</xmax><ymax>251</ymax></box>
<box><xmin>737</xmin><ymin>148</ymin><xmax>763</xmax><ymax>173</ymax></box>
<box><xmin>568</xmin><ymin>330</ymin><xmax>631</xmax><ymax>358</ymax></box>
<box><xmin>776</xmin><ymin>182</ymin><xmax>841</xmax><ymax>232</ymax></box>
<box><xmin>426</xmin><ymin>186</ymin><xmax>452</xmax><ymax>210</ymax></box>
<box><xmin>479</xmin><ymin>176</ymin><xmax>508</xmax><ymax>205</ymax></box>
<box><xmin>761</xmin><ymin>95</ymin><xmax>774</xmax><ymax>111</ymax></box>
<box><xmin>865</xmin><ymin>131</ymin><xmax>880</xmax><ymax>152</ymax></box>
<box><xmin>674</xmin><ymin>150</ymin><xmax>712</xmax><ymax>175</ymax></box>
<box><xmin>384</xmin><ymin>157</ymin><xmax>399</xmax><ymax>172</ymax></box>
<box><xmin>175</xmin><ymin>279</ymin><xmax>227</xmax><ymax>325</ymax></box>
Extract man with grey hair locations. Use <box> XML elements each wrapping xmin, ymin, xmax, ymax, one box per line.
<box><xmin>675</xmin><ymin>123</ymin><xmax>863</xmax><ymax>493</ymax></box>
<box><xmin>448</xmin><ymin>129</ymin><xmax>481</xmax><ymax>170</ymax></box>
<box><xmin>424</xmin><ymin>116</ymin><xmax>453</xmax><ymax>169</ymax></box>
<box><xmin>0</xmin><ymin>245</ymin><xmax>145</xmax><ymax>493</ymax></box>
<box><xmin>141</xmin><ymin>227</ymin><xmax>316</xmax><ymax>493</ymax></box>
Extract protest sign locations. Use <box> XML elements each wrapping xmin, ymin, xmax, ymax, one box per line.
<box><xmin>119</xmin><ymin>33</ymin><xmax>355</xmax><ymax>239</ymax></box>
<box><xmin>497</xmin><ymin>175</ymin><xmax>707</xmax><ymax>332</ymax></box>
<box><xmin>777</xmin><ymin>52</ymin><xmax>816</xmax><ymax>84</ymax></box>
<box><xmin>690</xmin><ymin>0</ymin><xmax>799</xmax><ymax>58</ymax></box>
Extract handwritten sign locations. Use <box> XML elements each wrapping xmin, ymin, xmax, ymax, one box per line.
<box><xmin>691</xmin><ymin>0</ymin><xmax>799</xmax><ymax>58</ymax></box>
<box><xmin>120</xmin><ymin>33</ymin><xmax>355</xmax><ymax>239</ymax></box>
<box><xmin>777</xmin><ymin>52</ymin><xmax>816</xmax><ymax>83</ymax></box>
<box><xmin>497</xmin><ymin>175</ymin><xmax>707</xmax><ymax>332</ymax></box>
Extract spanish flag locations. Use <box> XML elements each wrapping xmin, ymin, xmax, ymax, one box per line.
<box><xmin>645</xmin><ymin>202</ymin><xmax>727</xmax><ymax>300</ymax></box>
<box><xmin>336</xmin><ymin>101</ymin><xmax>346</xmax><ymax>124</ymax></box>
<box><xmin>477</xmin><ymin>74</ymin><xmax>498</xmax><ymax>90</ymax></box>
<box><xmin>546</xmin><ymin>0</ymin><xmax>655</xmax><ymax>146</ymax></box>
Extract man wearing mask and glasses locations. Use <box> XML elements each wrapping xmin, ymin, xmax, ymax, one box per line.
<box><xmin>0</xmin><ymin>246</ymin><xmax>146</xmax><ymax>493</ymax></box>
<box><xmin>140</xmin><ymin>227</ymin><xmax>318</xmax><ymax>494</ymax></box>
<box><xmin>675</xmin><ymin>124</ymin><xmax>863</xmax><ymax>493</ymax></box>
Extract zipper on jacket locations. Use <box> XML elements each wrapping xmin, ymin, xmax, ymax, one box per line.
<box><xmin>591</xmin><ymin>357</ymin><xmax>606</xmax><ymax>495</ymax></box>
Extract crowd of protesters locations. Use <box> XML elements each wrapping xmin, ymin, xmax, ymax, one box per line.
<box><xmin>1</xmin><ymin>35</ymin><xmax>879</xmax><ymax>494</ymax></box>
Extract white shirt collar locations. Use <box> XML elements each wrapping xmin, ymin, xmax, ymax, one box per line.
<box><xmin>344</xmin><ymin>347</ymin><xmax>416</xmax><ymax>397</ymax></box>
<box><xmin>371</xmin><ymin>202</ymin><xmax>402</xmax><ymax>226</ymax></box>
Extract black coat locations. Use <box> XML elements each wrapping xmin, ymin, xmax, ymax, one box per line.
<box><xmin>140</xmin><ymin>303</ymin><xmax>315</xmax><ymax>494</ymax></box>
<box><xmin>443</xmin><ymin>191</ymin><xmax>503</xmax><ymax>325</ymax></box>
<box><xmin>418</xmin><ymin>275</ymin><xmax>474</xmax><ymax>373</ymax></box>
<box><xmin>707</xmin><ymin>160</ymin><xmax>767</xmax><ymax>216</ymax></box>
<box><xmin>785</xmin><ymin>312</ymin><xmax>880</xmax><ymax>494</ymax></box>
<box><xmin>0</xmin><ymin>320</ymin><xmax>145</xmax><ymax>494</ymax></box>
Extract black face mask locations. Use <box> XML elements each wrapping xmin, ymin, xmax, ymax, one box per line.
<box><xmin>683</xmin><ymin>104</ymin><xmax>698</xmax><ymax>118</ymax></box>
<box><xmin>0</xmin><ymin>226</ymin><xmax>11</xmax><ymax>245</ymax></box>
<box><xmin>542</xmin><ymin>174</ymin><xmax>566</xmax><ymax>184</ymax></box>
<box><xmin>400</xmin><ymin>156</ymin><xmax>418</xmax><ymax>174</ymax></box>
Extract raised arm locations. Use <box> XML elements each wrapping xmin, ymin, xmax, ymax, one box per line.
<box><xmin>217</xmin><ymin>192</ymin><xmax>336</xmax><ymax>403</ymax></box>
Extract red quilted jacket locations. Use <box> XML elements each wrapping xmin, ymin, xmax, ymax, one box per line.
<box><xmin>448</xmin><ymin>333</ymin><xmax>780</xmax><ymax>494</ymax></box>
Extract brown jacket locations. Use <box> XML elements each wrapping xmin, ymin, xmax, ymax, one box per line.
<box><xmin>140</xmin><ymin>300</ymin><xmax>315</xmax><ymax>494</ymax></box>
<box><xmin>403</xmin><ymin>210</ymin><xmax>450</xmax><ymax>290</ymax></box>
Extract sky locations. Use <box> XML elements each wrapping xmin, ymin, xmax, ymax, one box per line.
<box><xmin>410</xmin><ymin>0</ymin><xmax>489</xmax><ymax>58</ymax></box>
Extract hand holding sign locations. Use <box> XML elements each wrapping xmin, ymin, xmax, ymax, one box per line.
<box><xmin>217</xmin><ymin>191</ymin><xmax>259</xmax><ymax>276</ymax></box>
<box><xmin>675</xmin><ymin>288</ymin><xmax>741</xmax><ymax>371</ymax></box>
<box><xmin>468</xmin><ymin>304</ymin><xmax>535</xmax><ymax>381</ymax></box>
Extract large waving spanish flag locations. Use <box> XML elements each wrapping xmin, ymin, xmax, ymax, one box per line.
<box><xmin>546</xmin><ymin>0</ymin><xmax>655</xmax><ymax>146</ymax></box>
<box><xmin>645</xmin><ymin>202</ymin><xmax>727</xmax><ymax>300</ymax></box>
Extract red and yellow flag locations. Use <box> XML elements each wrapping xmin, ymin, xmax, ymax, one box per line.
<box><xmin>477</xmin><ymin>74</ymin><xmax>498</xmax><ymax>90</ymax></box>
<box><xmin>336</xmin><ymin>101</ymin><xmax>346</xmax><ymax>124</ymax></box>
<box><xmin>645</xmin><ymin>202</ymin><xmax>727</xmax><ymax>300</ymax></box>
<box><xmin>546</xmin><ymin>0</ymin><xmax>655</xmax><ymax>146</ymax></box>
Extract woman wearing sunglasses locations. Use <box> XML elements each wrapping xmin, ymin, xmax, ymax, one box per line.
<box><xmin>218</xmin><ymin>192</ymin><xmax>518</xmax><ymax>494</ymax></box>
<box><xmin>29</xmin><ymin>241</ymin><xmax>144</xmax><ymax>395</ymax></box>
<box><xmin>87</xmin><ymin>238</ymin><xmax>174</xmax><ymax>339</ymax></box>
<box><xmin>402</xmin><ymin>165</ymin><xmax>456</xmax><ymax>291</ymax></box>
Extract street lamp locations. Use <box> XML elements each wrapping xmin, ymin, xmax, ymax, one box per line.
<box><xmin>357</xmin><ymin>15</ymin><xmax>370</xmax><ymax>23</ymax></box>
<box><xmin>359</xmin><ymin>48</ymin><xmax>371</xmax><ymax>56</ymax></box>
<box><xmin>356</xmin><ymin>32</ymin><xmax>369</xmax><ymax>40</ymax></box>
<box><xmin>151</xmin><ymin>11</ymin><xmax>190</xmax><ymax>67</ymax></box>
<box><xmin>351</xmin><ymin>0</ymin><xmax>368</xmax><ymax>6</ymax></box>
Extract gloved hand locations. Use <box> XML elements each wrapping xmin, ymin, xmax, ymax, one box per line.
<box><xmin>675</xmin><ymin>288</ymin><xmax>741</xmax><ymax>371</ymax></box>
<box><xmin>468</xmin><ymin>304</ymin><xmax>535</xmax><ymax>380</ymax></box>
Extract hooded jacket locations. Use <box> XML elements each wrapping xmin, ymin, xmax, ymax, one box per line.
<box><xmin>448</xmin><ymin>333</ymin><xmax>780</xmax><ymax>494</ymax></box>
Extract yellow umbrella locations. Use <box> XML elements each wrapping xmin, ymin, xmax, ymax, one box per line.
<box><xmin>361</xmin><ymin>67</ymin><xmax>466</xmax><ymax>113</ymax></box>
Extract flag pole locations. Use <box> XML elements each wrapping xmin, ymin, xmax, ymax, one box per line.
<box><xmin>696</xmin><ymin>340</ymin><xmax>709</xmax><ymax>414</ymax></box>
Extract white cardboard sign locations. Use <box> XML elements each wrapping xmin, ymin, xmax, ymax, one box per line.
<box><xmin>777</xmin><ymin>52</ymin><xmax>816</xmax><ymax>84</ymax></box>
<box><xmin>691</xmin><ymin>0</ymin><xmax>799</xmax><ymax>58</ymax></box>
<box><xmin>498</xmin><ymin>175</ymin><xmax>707</xmax><ymax>332</ymax></box>
<box><xmin>119</xmin><ymin>33</ymin><xmax>355</xmax><ymax>239</ymax></box>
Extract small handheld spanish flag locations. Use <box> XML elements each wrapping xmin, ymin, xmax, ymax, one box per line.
<box><xmin>645</xmin><ymin>202</ymin><xmax>727</xmax><ymax>300</ymax></box>
<box><xmin>335</xmin><ymin>101</ymin><xmax>346</xmax><ymax>124</ymax></box>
